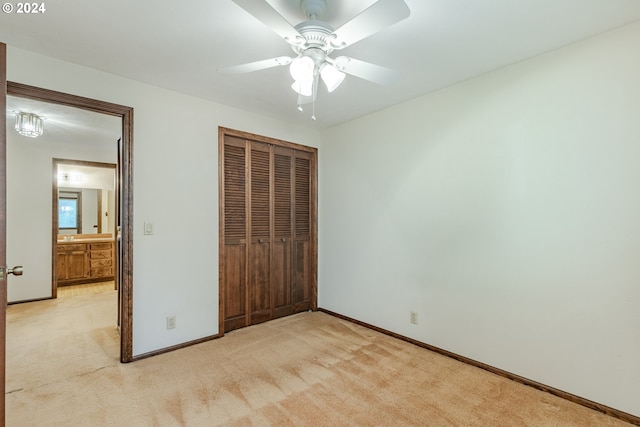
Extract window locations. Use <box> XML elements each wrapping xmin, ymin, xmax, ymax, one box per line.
<box><xmin>59</xmin><ymin>193</ymin><xmax>81</xmax><ymax>230</ymax></box>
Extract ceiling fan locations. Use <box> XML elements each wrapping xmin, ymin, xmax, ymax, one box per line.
<box><xmin>221</xmin><ymin>0</ymin><xmax>411</xmax><ymax>119</ymax></box>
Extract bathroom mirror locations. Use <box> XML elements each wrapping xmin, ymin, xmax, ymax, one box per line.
<box><xmin>57</xmin><ymin>164</ymin><xmax>116</xmax><ymax>236</ymax></box>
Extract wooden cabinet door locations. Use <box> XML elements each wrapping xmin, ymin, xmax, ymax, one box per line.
<box><xmin>57</xmin><ymin>243</ymin><xmax>89</xmax><ymax>282</ymax></box>
<box><xmin>66</xmin><ymin>248</ymin><xmax>89</xmax><ymax>280</ymax></box>
<box><xmin>56</xmin><ymin>250</ymin><xmax>67</xmax><ymax>281</ymax></box>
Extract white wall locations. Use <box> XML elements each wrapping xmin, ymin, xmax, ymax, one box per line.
<box><xmin>7</xmin><ymin>132</ymin><xmax>114</xmax><ymax>301</ymax></box>
<box><xmin>7</xmin><ymin>47</ymin><xmax>322</xmax><ymax>356</ymax></box>
<box><xmin>81</xmin><ymin>188</ymin><xmax>98</xmax><ymax>233</ymax></box>
<box><xmin>319</xmin><ymin>22</ymin><xmax>640</xmax><ymax>417</ymax></box>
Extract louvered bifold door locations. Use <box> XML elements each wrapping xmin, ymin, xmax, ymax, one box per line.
<box><xmin>222</xmin><ymin>136</ymin><xmax>248</xmax><ymax>332</ymax></box>
<box><xmin>221</xmin><ymin>129</ymin><xmax>316</xmax><ymax>333</ymax></box>
<box><xmin>248</xmin><ymin>141</ymin><xmax>272</xmax><ymax>325</ymax></box>
<box><xmin>272</xmin><ymin>146</ymin><xmax>294</xmax><ymax>319</ymax></box>
<box><xmin>292</xmin><ymin>150</ymin><xmax>312</xmax><ymax>311</ymax></box>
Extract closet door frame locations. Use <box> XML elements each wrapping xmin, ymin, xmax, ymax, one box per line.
<box><xmin>218</xmin><ymin>127</ymin><xmax>317</xmax><ymax>336</ymax></box>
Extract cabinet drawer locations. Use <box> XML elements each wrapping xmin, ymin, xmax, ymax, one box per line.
<box><xmin>90</xmin><ymin>250</ymin><xmax>112</xmax><ymax>259</ymax></box>
<box><xmin>91</xmin><ymin>259</ymin><xmax>112</xmax><ymax>268</ymax></box>
<box><xmin>90</xmin><ymin>267</ymin><xmax>113</xmax><ymax>278</ymax></box>
<box><xmin>90</xmin><ymin>242</ymin><xmax>112</xmax><ymax>250</ymax></box>
<box><xmin>58</xmin><ymin>243</ymin><xmax>86</xmax><ymax>252</ymax></box>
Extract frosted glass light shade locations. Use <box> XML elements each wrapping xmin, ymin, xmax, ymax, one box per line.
<box><xmin>320</xmin><ymin>63</ymin><xmax>345</xmax><ymax>92</ymax></box>
<box><xmin>289</xmin><ymin>56</ymin><xmax>314</xmax><ymax>81</ymax></box>
<box><xmin>15</xmin><ymin>112</ymin><xmax>44</xmax><ymax>138</ymax></box>
<box><xmin>290</xmin><ymin>56</ymin><xmax>315</xmax><ymax>96</ymax></box>
<box><xmin>291</xmin><ymin>79</ymin><xmax>313</xmax><ymax>97</ymax></box>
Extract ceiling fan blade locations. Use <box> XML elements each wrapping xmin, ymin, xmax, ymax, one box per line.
<box><xmin>231</xmin><ymin>0</ymin><xmax>304</xmax><ymax>45</ymax></box>
<box><xmin>218</xmin><ymin>56</ymin><xmax>292</xmax><ymax>74</ymax></box>
<box><xmin>336</xmin><ymin>57</ymin><xmax>397</xmax><ymax>85</ymax></box>
<box><xmin>331</xmin><ymin>0</ymin><xmax>410</xmax><ymax>49</ymax></box>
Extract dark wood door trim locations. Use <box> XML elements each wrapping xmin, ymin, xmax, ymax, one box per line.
<box><xmin>7</xmin><ymin>81</ymin><xmax>135</xmax><ymax>363</ymax></box>
<box><xmin>218</xmin><ymin>126</ymin><xmax>318</xmax><ymax>336</ymax></box>
<box><xmin>219</xmin><ymin>127</ymin><xmax>317</xmax><ymax>153</ymax></box>
<box><xmin>1</xmin><ymin>41</ymin><xmax>8</xmax><ymax>427</ymax></box>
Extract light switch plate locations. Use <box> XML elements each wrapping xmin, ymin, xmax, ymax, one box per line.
<box><xmin>144</xmin><ymin>222</ymin><xmax>153</xmax><ymax>235</ymax></box>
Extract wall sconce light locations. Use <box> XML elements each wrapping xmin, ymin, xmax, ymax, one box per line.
<box><xmin>15</xmin><ymin>112</ymin><xmax>44</xmax><ymax>138</ymax></box>
<box><xmin>58</xmin><ymin>172</ymin><xmax>84</xmax><ymax>185</ymax></box>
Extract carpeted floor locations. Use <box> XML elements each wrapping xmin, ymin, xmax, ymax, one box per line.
<box><xmin>6</xmin><ymin>289</ymin><xmax>632</xmax><ymax>426</ymax></box>
<box><xmin>56</xmin><ymin>281</ymin><xmax>115</xmax><ymax>298</ymax></box>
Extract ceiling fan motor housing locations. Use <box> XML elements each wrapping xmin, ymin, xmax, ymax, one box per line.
<box><xmin>293</xmin><ymin>20</ymin><xmax>336</xmax><ymax>56</ymax></box>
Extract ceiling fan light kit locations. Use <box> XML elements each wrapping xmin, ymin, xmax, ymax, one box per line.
<box><xmin>290</xmin><ymin>55</ymin><xmax>315</xmax><ymax>96</ymax></box>
<box><xmin>320</xmin><ymin>62</ymin><xmax>345</xmax><ymax>93</ymax></box>
<box><xmin>225</xmin><ymin>0</ymin><xmax>411</xmax><ymax>120</ymax></box>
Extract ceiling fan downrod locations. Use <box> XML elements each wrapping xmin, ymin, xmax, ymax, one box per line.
<box><xmin>300</xmin><ymin>0</ymin><xmax>326</xmax><ymax>20</ymax></box>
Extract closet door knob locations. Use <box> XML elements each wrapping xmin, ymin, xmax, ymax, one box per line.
<box><xmin>281</xmin><ymin>237</ymin><xmax>286</xmax><ymax>243</ymax></box>
<box><xmin>258</xmin><ymin>238</ymin><xmax>264</xmax><ymax>244</ymax></box>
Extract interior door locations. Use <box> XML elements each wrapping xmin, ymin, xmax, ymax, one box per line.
<box><xmin>1</xmin><ymin>41</ymin><xmax>8</xmax><ymax>427</ymax></box>
<box><xmin>116</xmin><ymin>138</ymin><xmax>122</xmax><ymax>327</ymax></box>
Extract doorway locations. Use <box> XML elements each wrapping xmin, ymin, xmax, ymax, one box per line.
<box><xmin>53</xmin><ymin>160</ymin><xmax>117</xmax><ymax>295</ymax></box>
<box><xmin>7</xmin><ymin>82</ymin><xmax>134</xmax><ymax>363</ymax></box>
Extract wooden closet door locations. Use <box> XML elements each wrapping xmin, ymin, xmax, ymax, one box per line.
<box><xmin>222</xmin><ymin>136</ymin><xmax>248</xmax><ymax>332</ymax></box>
<box><xmin>293</xmin><ymin>150</ymin><xmax>312</xmax><ymax>311</ymax></box>
<box><xmin>249</xmin><ymin>141</ymin><xmax>271</xmax><ymax>324</ymax></box>
<box><xmin>220</xmin><ymin>128</ymin><xmax>316</xmax><ymax>334</ymax></box>
<box><xmin>272</xmin><ymin>146</ymin><xmax>293</xmax><ymax>319</ymax></box>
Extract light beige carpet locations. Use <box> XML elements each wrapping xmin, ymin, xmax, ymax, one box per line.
<box><xmin>6</xmin><ymin>290</ymin><xmax>632</xmax><ymax>426</ymax></box>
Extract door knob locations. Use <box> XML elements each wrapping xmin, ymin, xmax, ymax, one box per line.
<box><xmin>258</xmin><ymin>238</ymin><xmax>264</xmax><ymax>244</ymax></box>
<box><xmin>8</xmin><ymin>266</ymin><xmax>24</xmax><ymax>276</ymax></box>
<box><xmin>281</xmin><ymin>237</ymin><xmax>286</xmax><ymax>243</ymax></box>
<box><xmin>0</xmin><ymin>265</ymin><xmax>24</xmax><ymax>280</ymax></box>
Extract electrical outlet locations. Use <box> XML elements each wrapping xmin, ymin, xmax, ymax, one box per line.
<box><xmin>410</xmin><ymin>311</ymin><xmax>418</xmax><ymax>324</ymax></box>
<box><xmin>166</xmin><ymin>316</ymin><xmax>176</xmax><ymax>330</ymax></box>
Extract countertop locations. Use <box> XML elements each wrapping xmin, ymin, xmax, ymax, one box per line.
<box><xmin>57</xmin><ymin>238</ymin><xmax>114</xmax><ymax>244</ymax></box>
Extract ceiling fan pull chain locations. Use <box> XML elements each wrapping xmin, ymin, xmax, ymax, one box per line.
<box><xmin>311</xmin><ymin>70</ymin><xmax>318</xmax><ymax>120</ymax></box>
<box><xmin>297</xmin><ymin>94</ymin><xmax>304</xmax><ymax>112</ymax></box>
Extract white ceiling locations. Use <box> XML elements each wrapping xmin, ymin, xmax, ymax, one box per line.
<box><xmin>6</xmin><ymin>95</ymin><xmax>121</xmax><ymax>146</ymax></box>
<box><xmin>2</xmin><ymin>0</ymin><xmax>640</xmax><ymax>129</ymax></box>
